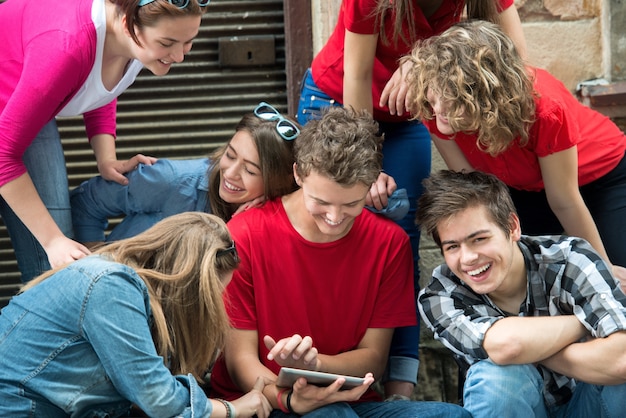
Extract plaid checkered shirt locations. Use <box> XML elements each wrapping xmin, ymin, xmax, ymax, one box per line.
<box><xmin>419</xmin><ymin>235</ymin><xmax>626</xmax><ymax>407</ymax></box>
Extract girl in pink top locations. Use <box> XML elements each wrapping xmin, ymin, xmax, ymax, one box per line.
<box><xmin>0</xmin><ymin>0</ymin><xmax>209</xmax><ymax>281</ymax></box>
<box><xmin>407</xmin><ymin>20</ymin><xmax>626</xmax><ymax>277</ymax></box>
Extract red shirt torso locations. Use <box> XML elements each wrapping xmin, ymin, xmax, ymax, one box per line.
<box><xmin>425</xmin><ymin>68</ymin><xmax>626</xmax><ymax>190</ymax></box>
<box><xmin>311</xmin><ymin>0</ymin><xmax>513</xmax><ymax>122</ymax></box>
<box><xmin>210</xmin><ymin>198</ymin><xmax>416</xmax><ymax>401</ymax></box>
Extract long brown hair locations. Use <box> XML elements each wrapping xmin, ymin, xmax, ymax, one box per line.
<box><xmin>23</xmin><ymin>212</ymin><xmax>237</xmax><ymax>380</ymax></box>
<box><xmin>374</xmin><ymin>0</ymin><xmax>500</xmax><ymax>46</ymax></box>
<box><xmin>208</xmin><ymin>113</ymin><xmax>297</xmax><ymax>220</ymax></box>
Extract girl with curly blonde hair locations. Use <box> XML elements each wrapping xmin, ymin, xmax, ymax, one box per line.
<box><xmin>407</xmin><ymin>20</ymin><xmax>626</xmax><ymax>277</ymax></box>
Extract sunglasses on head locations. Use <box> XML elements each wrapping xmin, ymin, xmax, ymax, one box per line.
<box><xmin>138</xmin><ymin>0</ymin><xmax>210</xmax><ymax>8</ymax></box>
<box><xmin>254</xmin><ymin>102</ymin><xmax>300</xmax><ymax>141</ymax></box>
<box><xmin>217</xmin><ymin>241</ymin><xmax>240</xmax><ymax>264</ymax></box>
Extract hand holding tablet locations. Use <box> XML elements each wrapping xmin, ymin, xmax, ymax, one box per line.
<box><xmin>276</xmin><ymin>367</ymin><xmax>367</xmax><ymax>390</ymax></box>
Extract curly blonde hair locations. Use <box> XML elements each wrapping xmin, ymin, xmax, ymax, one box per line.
<box><xmin>406</xmin><ymin>20</ymin><xmax>536</xmax><ymax>155</ymax></box>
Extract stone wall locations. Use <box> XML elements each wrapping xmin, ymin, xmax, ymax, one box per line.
<box><xmin>519</xmin><ymin>0</ymin><xmax>604</xmax><ymax>90</ymax></box>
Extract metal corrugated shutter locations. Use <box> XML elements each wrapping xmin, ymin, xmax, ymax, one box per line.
<box><xmin>0</xmin><ymin>0</ymin><xmax>289</xmax><ymax>306</ymax></box>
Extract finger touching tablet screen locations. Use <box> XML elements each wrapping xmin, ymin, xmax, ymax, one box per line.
<box><xmin>276</xmin><ymin>367</ymin><xmax>366</xmax><ymax>389</ymax></box>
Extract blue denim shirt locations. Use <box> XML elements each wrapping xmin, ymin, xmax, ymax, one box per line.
<box><xmin>0</xmin><ymin>256</ymin><xmax>213</xmax><ymax>417</ymax></box>
<box><xmin>70</xmin><ymin>158</ymin><xmax>211</xmax><ymax>242</ymax></box>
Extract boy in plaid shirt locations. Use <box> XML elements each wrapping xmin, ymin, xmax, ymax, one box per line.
<box><xmin>417</xmin><ymin>170</ymin><xmax>626</xmax><ymax>417</ymax></box>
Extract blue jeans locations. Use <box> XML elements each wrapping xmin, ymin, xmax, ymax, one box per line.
<box><xmin>269</xmin><ymin>400</ymin><xmax>470</xmax><ymax>418</ymax></box>
<box><xmin>464</xmin><ymin>359</ymin><xmax>626</xmax><ymax>418</ymax></box>
<box><xmin>0</xmin><ymin>119</ymin><xmax>72</xmax><ymax>282</ymax></box>
<box><xmin>509</xmin><ymin>153</ymin><xmax>626</xmax><ymax>267</ymax></box>
<box><xmin>297</xmin><ymin>69</ymin><xmax>432</xmax><ymax>384</ymax></box>
<box><xmin>70</xmin><ymin>158</ymin><xmax>210</xmax><ymax>243</ymax></box>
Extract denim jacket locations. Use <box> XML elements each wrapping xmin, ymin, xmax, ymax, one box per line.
<box><xmin>70</xmin><ymin>158</ymin><xmax>211</xmax><ymax>243</ymax></box>
<box><xmin>0</xmin><ymin>256</ymin><xmax>213</xmax><ymax>417</ymax></box>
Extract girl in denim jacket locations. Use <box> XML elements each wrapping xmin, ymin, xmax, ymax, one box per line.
<box><xmin>0</xmin><ymin>212</ymin><xmax>272</xmax><ymax>417</ymax></box>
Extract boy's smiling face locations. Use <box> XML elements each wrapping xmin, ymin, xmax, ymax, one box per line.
<box><xmin>438</xmin><ymin>205</ymin><xmax>523</xmax><ymax>299</ymax></box>
<box><xmin>297</xmin><ymin>170</ymin><xmax>369</xmax><ymax>242</ymax></box>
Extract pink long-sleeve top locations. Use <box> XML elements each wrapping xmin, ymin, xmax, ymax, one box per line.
<box><xmin>0</xmin><ymin>0</ymin><xmax>135</xmax><ymax>187</ymax></box>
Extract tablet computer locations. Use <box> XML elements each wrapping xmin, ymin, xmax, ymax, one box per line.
<box><xmin>276</xmin><ymin>367</ymin><xmax>366</xmax><ymax>389</ymax></box>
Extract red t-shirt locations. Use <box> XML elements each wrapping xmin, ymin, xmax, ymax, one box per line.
<box><xmin>311</xmin><ymin>0</ymin><xmax>514</xmax><ymax>122</ymax></box>
<box><xmin>210</xmin><ymin>198</ymin><xmax>416</xmax><ymax>401</ymax></box>
<box><xmin>425</xmin><ymin>68</ymin><xmax>626</xmax><ymax>191</ymax></box>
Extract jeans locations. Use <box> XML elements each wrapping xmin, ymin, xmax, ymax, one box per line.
<box><xmin>509</xmin><ymin>152</ymin><xmax>626</xmax><ymax>267</ymax></box>
<box><xmin>70</xmin><ymin>158</ymin><xmax>210</xmax><ymax>243</ymax></box>
<box><xmin>297</xmin><ymin>69</ymin><xmax>432</xmax><ymax>384</ymax></box>
<box><xmin>0</xmin><ymin>119</ymin><xmax>72</xmax><ymax>282</ymax></box>
<box><xmin>269</xmin><ymin>400</ymin><xmax>470</xmax><ymax>418</ymax></box>
<box><xmin>464</xmin><ymin>359</ymin><xmax>626</xmax><ymax>418</ymax></box>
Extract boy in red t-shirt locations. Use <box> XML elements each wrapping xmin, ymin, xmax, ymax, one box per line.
<box><xmin>210</xmin><ymin>107</ymin><xmax>468</xmax><ymax>418</ymax></box>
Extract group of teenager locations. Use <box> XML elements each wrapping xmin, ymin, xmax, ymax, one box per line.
<box><xmin>1</xmin><ymin>0</ymin><xmax>626</xmax><ymax>416</ymax></box>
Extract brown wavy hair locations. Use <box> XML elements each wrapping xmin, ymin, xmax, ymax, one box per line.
<box><xmin>405</xmin><ymin>20</ymin><xmax>536</xmax><ymax>155</ymax></box>
<box><xmin>294</xmin><ymin>107</ymin><xmax>383</xmax><ymax>187</ymax></box>
<box><xmin>417</xmin><ymin>170</ymin><xmax>518</xmax><ymax>248</ymax></box>
<box><xmin>208</xmin><ymin>112</ymin><xmax>298</xmax><ymax>220</ymax></box>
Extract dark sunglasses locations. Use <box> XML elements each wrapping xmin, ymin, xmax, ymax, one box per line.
<box><xmin>217</xmin><ymin>241</ymin><xmax>240</xmax><ymax>263</ymax></box>
<box><xmin>138</xmin><ymin>0</ymin><xmax>210</xmax><ymax>8</ymax></box>
<box><xmin>254</xmin><ymin>102</ymin><xmax>300</xmax><ymax>141</ymax></box>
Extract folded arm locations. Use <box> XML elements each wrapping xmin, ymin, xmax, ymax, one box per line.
<box><xmin>540</xmin><ymin>331</ymin><xmax>626</xmax><ymax>385</ymax></box>
<box><xmin>483</xmin><ymin>315</ymin><xmax>588</xmax><ymax>365</ymax></box>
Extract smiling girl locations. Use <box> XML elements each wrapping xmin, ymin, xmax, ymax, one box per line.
<box><xmin>0</xmin><ymin>0</ymin><xmax>211</xmax><ymax>282</ymax></box>
<box><xmin>70</xmin><ymin>106</ymin><xmax>299</xmax><ymax>248</ymax></box>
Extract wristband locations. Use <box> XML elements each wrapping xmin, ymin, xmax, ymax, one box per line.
<box><xmin>286</xmin><ymin>389</ymin><xmax>300</xmax><ymax>415</ymax></box>
<box><xmin>216</xmin><ymin>398</ymin><xmax>236</xmax><ymax>418</ymax></box>
<box><xmin>276</xmin><ymin>387</ymin><xmax>290</xmax><ymax>413</ymax></box>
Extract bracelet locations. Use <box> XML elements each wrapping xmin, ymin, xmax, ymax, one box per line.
<box><xmin>226</xmin><ymin>400</ymin><xmax>236</xmax><ymax>418</ymax></box>
<box><xmin>286</xmin><ymin>389</ymin><xmax>299</xmax><ymax>415</ymax></box>
<box><xmin>216</xmin><ymin>398</ymin><xmax>236</xmax><ymax>418</ymax></box>
<box><xmin>276</xmin><ymin>388</ymin><xmax>290</xmax><ymax>413</ymax></box>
